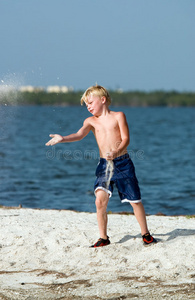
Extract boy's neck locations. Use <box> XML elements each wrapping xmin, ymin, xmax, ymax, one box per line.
<box><xmin>97</xmin><ymin>105</ymin><xmax>110</xmax><ymax>118</ymax></box>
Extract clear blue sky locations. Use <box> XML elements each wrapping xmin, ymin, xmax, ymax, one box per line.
<box><xmin>1</xmin><ymin>0</ymin><xmax>194</xmax><ymax>91</ymax></box>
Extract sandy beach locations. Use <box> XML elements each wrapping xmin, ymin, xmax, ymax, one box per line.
<box><xmin>0</xmin><ymin>207</ymin><xmax>194</xmax><ymax>299</ymax></box>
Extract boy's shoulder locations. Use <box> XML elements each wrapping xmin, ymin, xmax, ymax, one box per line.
<box><xmin>84</xmin><ymin>116</ymin><xmax>95</xmax><ymax>122</ymax></box>
<box><xmin>110</xmin><ymin>110</ymin><xmax>126</xmax><ymax>119</ymax></box>
<box><xmin>83</xmin><ymin>116</ymin><xmax>96</xmax><ymax>126</ymax></box>
<box><xmin>83</xmin><ymin>111</ymin><xmax>126</xmax><ymax>125</ymax></box>
<box><xmin>110</xmin><ymin>110</ymin><xmax>124</xmax><ymax>115</ymax></box>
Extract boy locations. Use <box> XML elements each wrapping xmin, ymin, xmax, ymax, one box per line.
<box><xmin>46</xmin><ymin>85</ymin><xmax>157</xmax><ymax>247</ymax></box>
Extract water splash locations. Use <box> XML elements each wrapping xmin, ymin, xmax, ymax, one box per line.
<box><xmin>0</xmin><ymin>73</ymin><xmax>24</xmax><ymax>105</ymax></box>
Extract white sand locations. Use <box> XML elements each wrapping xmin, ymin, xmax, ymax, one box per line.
<box><xmin>0</xmin><ymin>208</ymin><xmax>194</xmax><ymax>299</ymax></box>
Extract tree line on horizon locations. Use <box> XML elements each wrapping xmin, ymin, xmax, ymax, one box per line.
<box><xmin>0</xmin><ymin>90</ymin><xmax>195</xmax><ymax>106</ymax></box>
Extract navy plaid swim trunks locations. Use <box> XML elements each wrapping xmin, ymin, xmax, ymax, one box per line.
<box><xmin>94</xmin><ymin>153</ymin><xmax>142</xmax><ymax>203</ymax></box>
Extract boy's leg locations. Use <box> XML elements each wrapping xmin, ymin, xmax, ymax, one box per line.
<box><xmin>95</xmin><ymin>189</ymin><xmax>109</xmax><ymax>239</ymax></box>
<box><xmin>130</xmin><ymin>202</ymin><xmax>157</xmax><ymax>245</ymax></box>
<box><xmin>130</xmin><ymin>202</ymin><xmax>148</xmax><ymax>235</ymax></box>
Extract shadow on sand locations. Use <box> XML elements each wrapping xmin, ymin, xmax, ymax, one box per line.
<box><xmin>117</xmin><ymin>228</ymin><xmax>195</xmax><ymax>244</ymax></box>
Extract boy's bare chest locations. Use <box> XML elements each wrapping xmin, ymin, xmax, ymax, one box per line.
<box><xmin>93</xmin><ymin>118</ymin><xmax>119</xmax><ymax>134</ymax></box>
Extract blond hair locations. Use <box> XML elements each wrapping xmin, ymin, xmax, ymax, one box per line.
<box><xmin>81</xmin><ymin>85</ymin><xmax>111</xmax><ymax>106</ymax></box>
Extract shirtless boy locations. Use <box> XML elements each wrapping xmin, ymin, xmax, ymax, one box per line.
<box><xmin>46</xmin><ymin>85</ymin><xmax>157</xmax><ymax>247</ymax></box>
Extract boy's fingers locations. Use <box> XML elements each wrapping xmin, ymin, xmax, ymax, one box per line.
<box><xmin>45</xmin><ymin>140</ymin><xmax>52</xmax><ymax>146</ymax></box>
<box><xmin>45</xmin><ymin>134</ymin><xmax>57</xmax><ymax>146</ymax></box>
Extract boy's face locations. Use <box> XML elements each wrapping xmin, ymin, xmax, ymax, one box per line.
<box><xmin>85</xmin><ymin>94</ymin><xmax>105</xmax><ymax>116</ymax></box>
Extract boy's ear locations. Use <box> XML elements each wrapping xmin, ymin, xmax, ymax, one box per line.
<box><xmin>101</xmin><ymin>96</ymin><xmax>106</xmax><ymax>104</ymax></box>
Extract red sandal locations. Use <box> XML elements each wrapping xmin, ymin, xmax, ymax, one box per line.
<box><xmin>142</xmin><ymin>233</ymin><xmax>157</xmax><ymax>245</ymax></box>
<box><xmin>90</xmin><ymin>236</ymin><xmax>110</xmax><ymax>248</ymax></box>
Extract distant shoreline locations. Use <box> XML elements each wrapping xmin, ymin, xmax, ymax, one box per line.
<box><xmin>0</xmin><ymin>90</ymin><xmax>195</xmax><ymax>106</ymax></box>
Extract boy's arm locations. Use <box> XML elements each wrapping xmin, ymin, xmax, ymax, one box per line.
<box><xmin>45</xmin><ymin>118</ymin><xmax>92</xmax><ymax>146</ymax></box>
<box><xmin>107</xmin><ymin>112</ymin><xmax>130</xmax><ymax>160</ymax></box>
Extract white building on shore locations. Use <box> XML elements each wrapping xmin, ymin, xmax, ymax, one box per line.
<box><xmin>19</xmin><ymin>86</ymin><xmax>43</xmax><ymax>92</ymax></box>
<box><xmin>18</xmin><ymin>85</ymin><xmax>74</xmax><ymax>93</ymax></box>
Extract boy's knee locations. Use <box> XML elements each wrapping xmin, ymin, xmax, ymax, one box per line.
<box><xmin>130</xmin><ymin>202</ymin><xmax>142</xmax><ymax>209</ymax></box>
<box><xmin>95</xmin><ymin>192</ymin><xmax>109</xmax><ymax>210</ymax></box>
<box><xmin>95</xmin><ymin>198</ymin><xmax>106</xmax><ymax>210</ymax></box>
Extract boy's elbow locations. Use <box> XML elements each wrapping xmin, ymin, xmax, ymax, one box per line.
<box><xmin>125</xmin><ymin>137</ymin><xmax>130</xmax><ymax>146</ymax></box>
<box><xmin>76</xmin><ymin>131</ymin><xmax>86</xmax><ymax>141</ymax></box>
<box><xmin>75</xmin><ymin>133</ymin><xmax>83</xmax><ymax>141</ymax></box>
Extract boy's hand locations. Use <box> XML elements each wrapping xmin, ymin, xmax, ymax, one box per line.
<box><xmin>106</xmin><ymin>151</ymin><xmax>118</xmax><ymax>160</ymax></box>
<box><xmin>45</xmin><ymin>134</ymin><xmax>63</xmax><ymax>146</ymax></box>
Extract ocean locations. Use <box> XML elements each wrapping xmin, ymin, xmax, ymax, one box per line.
<box><xmin>0</xmin><ymin>105</ymin><xmax>194</xmax><ymax>215</ymax></box>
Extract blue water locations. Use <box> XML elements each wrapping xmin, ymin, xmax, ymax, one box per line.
<box><xmin>0</xmin><ymin>106</ymin><xmax>194</xmax><ymax>215</ymax></box>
